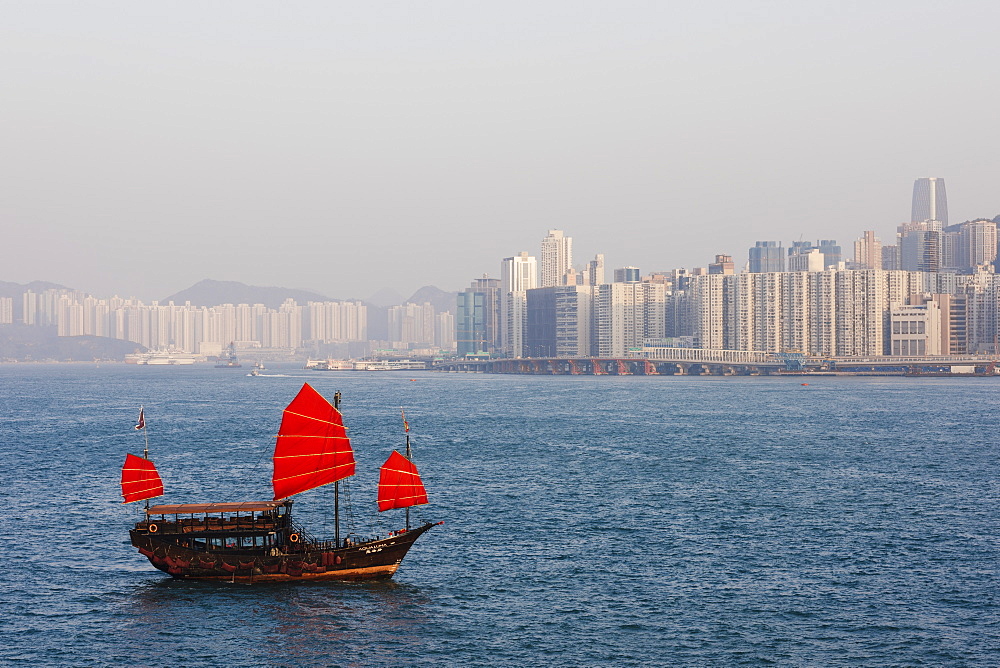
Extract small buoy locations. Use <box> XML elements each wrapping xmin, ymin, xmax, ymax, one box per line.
<box><xmin>410</xmin><ymin>379</ymin><xmax>417</xmax><ymax>381</ymax></box>
<box><xmin>801</xmin><ymin>383</ymin><xmax>809</xmax><ymax>386</ymax></box>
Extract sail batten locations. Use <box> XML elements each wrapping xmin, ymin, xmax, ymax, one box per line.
<box><xmin>377</xmin><ymin>450</ymin><xmax>428</xmax><ymax>512</ymax></box>
<box><xmin>120</xmin><ymin>453</ymin><xmax>164</xmax><ymax>504</ymax></box>
<box><xmin>272</xmin><ymin>383</ymin><xmax>356</xmax><ymax>501</ymax></box>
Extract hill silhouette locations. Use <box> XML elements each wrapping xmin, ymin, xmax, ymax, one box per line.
<box><xmin>162</xmin><ymin>279</ymin><xmax>333</xmax><ymax>310</ymax></box>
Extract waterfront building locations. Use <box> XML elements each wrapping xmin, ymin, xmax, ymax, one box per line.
<box><xmin>500</xmin><ymin>252</ymin><xmax>538</xmax><ymax>357</ymax></box>
<box><xmin>456</xmin><ymin>277</ymin><xmax>500</xmax><ymax>357</ymax></box>
<box><xmin>684</xmin><ymin>274</ymin><xmax>725</xmax><ymax>349</ymax></box>
<box><xmin>912</xmin><ymin>177</ymin><xmax>948</xmax><ymax>225</ymax></box>
<box><xmin>681</xmin><ymin>270</ymin><xmax>931</xmax><ymax>357</ymax></box>
<box><xmin>889</xmin><ymin>302</ymin><xmax>942</xmax><ymax>356</ymax></box>
<box><xmin>595</xmin><ymin>282</ymin><xmax>665</xmax><ymax>357</ymax></box>
<box><xmin>541</xmin><ymin>230</ymin><xmax>573</xmax><ymax>287</ymax></box>
<box><xmin>748</xmin><ymin>241</ymin><xmax>784</xmax><ymax>273</ymax></box>
<box><xmin>525</xmin><ymin>285</ymin><xmax>600</xmax><ymax>358</ymax></box>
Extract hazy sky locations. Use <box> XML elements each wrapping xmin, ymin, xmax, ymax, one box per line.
<box><xmin>3</xmin><ymin>1</ymin><xmax>998</xmax><ymax>301</ymax></box>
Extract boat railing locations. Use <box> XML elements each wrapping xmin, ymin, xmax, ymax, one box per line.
<box><xmin>288</xmin><ymin>519</ymin><xmax>321</xmax><ymax>549</ymax></box>
<box><xmin>138</xmin><ymin>516</ymin><xmax>282</xmax><ymax>534</ymax></box>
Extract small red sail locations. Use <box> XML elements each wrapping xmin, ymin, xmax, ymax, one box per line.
<box><xmin>272</xmin><ymin>383</ymin><xmax>355</xmax><ymax>501</ymax></box>
<box><xmin>120</xmin><ymin>453</ymin><xmax>164</xmax><ymax>504</ymax></box>
<box><xmin>377</xmin><ymin>450</ymin><xmax>428</xmax><ymax>512</ymax></box>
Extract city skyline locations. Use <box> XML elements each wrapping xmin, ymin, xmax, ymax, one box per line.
<box><xmin>3</xmin><ymin>3</ymin><xmax>998</xmax><ymax>302</ymax></box>
<box><xmin>6</xmin><ymin>204</ymin><xmax>1000</xmax><ymax>305</ymax></box>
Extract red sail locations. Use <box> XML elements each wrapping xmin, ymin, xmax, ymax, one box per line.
<box><xmin>120</xmin><ymin>453</ymin><xmax>164</xmax><ymax>504</ymax></box>
<box><xmin>272</xmin><ymin>383</ymin><xmax>355</xmax><ymax>501</ymax></box>
<box><xmin>377</xmin><ymin>450</ymin><xmax>428</xmax><ymax>512</ymax></box>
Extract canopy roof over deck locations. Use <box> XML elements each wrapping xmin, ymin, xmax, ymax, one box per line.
<box><xmin>145</xmin><ymin>501</ymin><xmax>288</xmax><ymax>516</ymax></box>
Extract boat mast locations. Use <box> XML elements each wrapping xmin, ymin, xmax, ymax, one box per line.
<box><xmin>334</xmin><ymin>391</ymin><xmax>342</xmax><ymax>547</ymax></box>
<box><xmin>140</xmin><ymin>406</ymin><xmax>150</xmax><ymax>512</ymax></box>
<box><xmin>403</xmin><ymin>408</ymin><xmax>411</xmax><ymax>531</ymax></box>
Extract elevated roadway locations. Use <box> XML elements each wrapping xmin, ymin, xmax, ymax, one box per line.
<box><xmin>432</xmin><ymin>348</ymin><xmax>1000</xmax><ymax>376</ymax></box>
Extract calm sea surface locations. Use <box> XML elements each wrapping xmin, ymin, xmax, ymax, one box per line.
<box><xmin>1</xmin><ymin>364</ymin><xmax>997</xmax><ymax>666</ymax></box>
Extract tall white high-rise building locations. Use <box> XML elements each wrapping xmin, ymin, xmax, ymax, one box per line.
<box><xmin>541</xmin><ymin>230</ymin><xmax>573</xmax><ymax>287</ymax></box>
<box><xmin>911</xmin><ymin>177</ymin><xmax>948</xmax><ymax>225</ymax></box>
<box><xmin>587</xmin><ymin>254</ymin><xmax>605</xmax><ymax>286</ymax></box>
<box><xmin>500</xmin><ymin>252</ymin><xmax>538</xmax><ymax>357</ymax></box>
<box><xmin>958</xmin><ymin>219</ymin><xmax>998</xmax><ymax>270</ymax></box>
<box><xmin>595</xmin><ymin>282</ymin><xmax>665</xmax><ymax>356</ymax></box>
<box><xmin>854</xmin><ymin>231</ymin><xmax>882</xmax><ymax>270</ymax></box>
<box><xmin>0</xmin><ymin>297</ymin><xmax>13</xmax><ymax>324</ymax></box>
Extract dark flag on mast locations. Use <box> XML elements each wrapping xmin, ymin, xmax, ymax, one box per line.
<box><xmin>135</xmin><ymin>407</ymin><xmax>145</xmax><ymax>431</ymax></box>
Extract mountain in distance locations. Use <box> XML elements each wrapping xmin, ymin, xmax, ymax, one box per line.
<box><xmin>363</xmin><ymin>288</ymin><xmax>406</xmax><ymax>308</ymax></box>
<box><xmin>0</xmin><ymin>325</ymin><xmax>142</xmax><ymax>362</ymax></box>
<box><xmin>406</xmin><ymin>285</ymin><xmax>458</xmax><ymax>315</ymax></box>
<box><xmin>0</xmin><ymin>280</ymin><xmax>71</xmax><ymax>322</ymax></box>
<box><xmin>162</xmin><ymin>279</ymin><xmax>334</xmax><ymax>310</ymax></box>
<box><xmin>0</xmin><ymin>280</ymin><xmax>68</xmax><ymax>299</ymax></box>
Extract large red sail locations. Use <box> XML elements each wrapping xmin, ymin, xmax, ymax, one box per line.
<box><xmin>377</xmin><ymin>450</ymin><xmax>428</xmax><ymax>512</ymax></box>
<box><xmin>120</xmin><ymin>453</ymin><xmax>164</xmax><ymax>504</ymax></box>
<box><xmin>272</xmin><ymin>383</ymin><xmax>355</xmax><ymax>501</ymax></box>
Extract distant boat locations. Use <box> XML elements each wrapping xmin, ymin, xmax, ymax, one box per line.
<box><xmin>307</xmin><ymin>359</ymin><xmax>354</xmax><ymax>370</ymax></box>
<box><xmin>215</xmin><ymin>342</ymin><xmax>242</xmax><ymax>368</ymax></box>
<box><xmin>120</xmin><ymin>383</ymin><xmax>439</xmax><ymax>581</ymax></box>
<box><xmin>355</xmin><ymin>360</ymin><xmax>427</xmax><ymax>371</ymax></box>
<box><xmin>125</xmin><ymin>350</ymin><xmax>197</xmax><ymax>365</ymax></box>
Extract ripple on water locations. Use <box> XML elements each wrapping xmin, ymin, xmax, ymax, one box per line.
<box><xmin>0</xmin><ymin>368</ymin><xmax>998</xmax><ymax>666</ymax></box>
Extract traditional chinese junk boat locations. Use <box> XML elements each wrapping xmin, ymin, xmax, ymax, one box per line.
<box><xmin>120</xmin><ymin>383</ymin><xmax>438</xmax><ymax>581</ymax></box>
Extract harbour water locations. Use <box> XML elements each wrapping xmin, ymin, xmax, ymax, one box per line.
<box><xmin>1</xmin><ymin>365</ymin><xmax>997</xmax><ymax>666</ymax></box>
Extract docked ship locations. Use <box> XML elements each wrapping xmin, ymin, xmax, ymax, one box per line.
<box><xmin>120</xmin><ymin>383</ymin><xmax>438</xmax><ymax>581</ymax></box>
<box><xmin>215</xmin><ymin>342</ymin><xmax>242</xmax><ymax>368</ymax></box>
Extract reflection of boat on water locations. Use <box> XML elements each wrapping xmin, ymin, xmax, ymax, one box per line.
<box><xmin>120</xmin><ymin>383</ymin><xmax>439</xmax><ymax>581</ymax></box>
<box><xmin>125</xmin><ymin>350</ymin><xmax>197</xmax><ymax>365</ymax></box>
<box><xmin>215</xmin><ymin>342</ymin><xmax>242</xmax><ymax>368</ymax></box>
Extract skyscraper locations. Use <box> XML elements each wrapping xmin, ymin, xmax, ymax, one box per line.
<box><xmin>613</xmin><ymin>266</ymin><xmax>640</xmax><ymax>283</ymax></box>
<box><xmin>748</xmin><ymin>241</ymin><xmax>784</xmax><ymax>272</ymax></box>
<box><xmin>854</xmin><ymin>231</ymin><xmax>882</xmax><ymax>270</ymax></box>
<box><xmin>541</xmin><ymin>230</ymin><xmax>573</xmax><ymax>287</ymax></box>
<box><xmin>456</xmin><ymin>277</ymin><xmax>500</xmax><ymax>357</ymax></box>
<box><xmin>587</xmin><ymin>254</ymin><xmax>605</xmax><ymax>286</ymax></box>
<box><xmin>500</xmin><ymin>252</ymin><xmax>538</xmax><ymax>357</ymax></box>
<box><xmin>911</xmin><ymin>177</ymin><xmax>948</xmax><ymax>225</ymax></box>
<box><xmin>898</xmin><ymin>221</ymin><xmax>942</xmax><ymax>272</ymax></box>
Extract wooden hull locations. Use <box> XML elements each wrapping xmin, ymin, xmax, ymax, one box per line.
<box><xmin>129</xmin><ymin>522</ymin><xmax>435</xmax><ymax>582</ymax></box>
